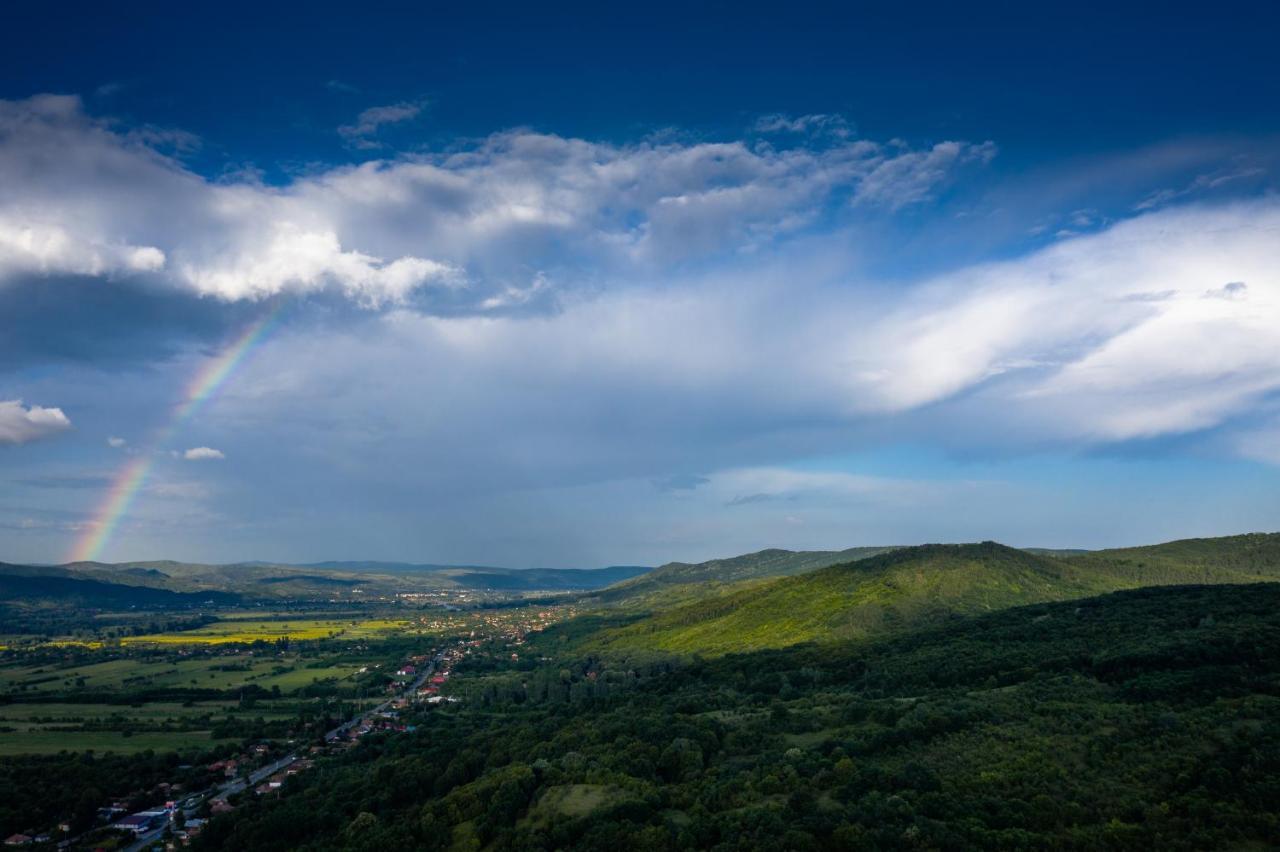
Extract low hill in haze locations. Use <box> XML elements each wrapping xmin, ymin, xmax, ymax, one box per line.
<box><xmin>26</xmin><ymin>559</ymin><xmax>652</xmax><ymax>600</ymax></box>
<box><xmin>0</xmin><ymin>565</ymin><xmax>240</xmax><ymax>607</ymax></box>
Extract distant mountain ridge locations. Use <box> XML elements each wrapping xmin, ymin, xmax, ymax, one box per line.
<box><xmin>0</xmin><ymin>566</ymin><xmax>240</xmax><ymax>608</ymax></box>
<box><xmin>0</xmin><ymin>558</ymin><xmax>652</xmax><ymax>601</ymax></box>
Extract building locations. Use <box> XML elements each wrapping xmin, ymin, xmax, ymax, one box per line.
<box><xmin>112</xmin><ymin>811</ymin><xmax>166</xmax><ymax>835</ymax></box>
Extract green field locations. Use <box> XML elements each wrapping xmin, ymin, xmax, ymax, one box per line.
<box><xmin>0</xmin><ymin>653</ymin><xmax>363</xmax><ymax>694</ymax></box>
<box><xmin>0</xmin><ymin>729</ymin><xmax>237</xmax><ymax>755</ymax></box>
<box><xmin>119</xmin><ymin>617</ymin><xmax>413</xmax><ymax>646</ymax></box>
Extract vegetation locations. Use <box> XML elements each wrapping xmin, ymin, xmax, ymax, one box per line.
<box><xmin>192</xmin><ymin>583</ymin><xmax>1280</xmax><ymax>851</ymax></box>
<box><xmin>585</xmin><ymin>536</ymin><xmax>1280</xmax><ymax>656</ymax></box>
<box><xmin>588</xmin><ymin>547</ymin><xmax>897</xmax><ymax>610</ymax></box>
<box><xmin>2</xmin><ymin>532</ymin><xmax>1279</xmax><ymax>847</ymax></box>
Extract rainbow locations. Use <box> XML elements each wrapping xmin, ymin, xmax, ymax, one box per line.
<box><xmin>68</xmin><ymin>305</ymin><xmax>283</xmax><ymax>563</ymax></box>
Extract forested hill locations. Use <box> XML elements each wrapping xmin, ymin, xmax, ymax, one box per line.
<box><xmin>588</xmin><ymin>545</ymin><xmax>899</xmax><ymax>607</ymax></box>
<box><xmin>1072</xmin><ymin>531</ymin><xmax>1280</xmax><ymax>584</ymax></box>
<box><xmin>591</xmin><ymin>542</ymin><xmax>1110</xmax><ymax>654</ymax></box>
<box><xmin>586</xmin><ymin>537</ymin><xmax>1280</xmax><ymax>654</ymax></box>
<box><xmin>191</xmin><ymin>582</ymin><xmax>1280</xmax><ymax>851</ymax></box>
<box><xmin>0</xmin><ymin>567</ymin><xmax>240</xmax><ymax>607</ymax></box>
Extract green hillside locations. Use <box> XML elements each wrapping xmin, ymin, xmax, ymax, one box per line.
<box><xmin>594</xmin><ymin>542</ymin><xmax>1113</xmax><ymax>654</ymax></box>
<box><xmin>194</xmin><ymin>583</ymin><xmax>1280</xmax><ymax>851</ymax></box>
<box><xmin>1073</xmin><ymin>532</ymin><xmax>1280</xmax><ymax>585</ymax></box>
<box><xmin>586</xmin><ymin>533</ymin><xmax>1280</xmax><ymax>657</ymax></box>
<box><xmin>587</xmin><ymin>546</ymin><xmax>898</xmax><ymax>609</ymax></box>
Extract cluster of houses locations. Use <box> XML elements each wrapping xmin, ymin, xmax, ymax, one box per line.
<box><xmin>6</xmin><ymin>629</ymin><xmax>571</xmax><ymax>849</ymax></box>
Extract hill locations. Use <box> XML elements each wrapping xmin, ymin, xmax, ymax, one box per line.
<box><xmin>593</xmin><ymin>542</ymin><xmax>1120</xmax><ymax>655</ymax></box>
<box><xmin>1073</xmin><ymin>531</ymin><xmax>1280</xmax><ymax>585</ymax></box>
<box><xmin>585</xmin><ymin>533</ymin><xmax>1280</xmax><ymax>656</ymax></box>
<box><xmin>0</xmin><ymin>568</ymin><xmax>239</xmax><ymax>608</ymax></box>
<box><xmin>587</xmin><ymin>546</ymin><xmax>898</xmax><ymax>608</ymax></box>
<box><xmin>45</xmin><ymin>559</ymin><xmax>652</xmax><ymax>599</ymax></box>
<box><xmin>195</xmin><ymin>582</ymin><xmax>1280</xmax><ymax>851</ymax></box>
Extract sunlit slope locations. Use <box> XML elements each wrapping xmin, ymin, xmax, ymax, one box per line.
<box><xmin>1073</xmin><ymin>532</ymin><xmax>1280</xmax><ymax>585</ymax></box>
<box><xmin>589</xmin><ymin>545</ymin><xmax>899</xmax><ymax>609</ymax></box>
<box><xmin>595</xmin><ymin>542</ymin><xmax>1118</xmax><ymax>654</ymax></box>
<box><xmin>592</xmin><ymin>533</ymin><xmax>1280</xmax><ymax>656</ymax></box>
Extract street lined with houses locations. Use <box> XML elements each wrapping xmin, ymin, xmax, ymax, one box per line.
<box><xmin>117</xmin><ymin>650</ymin><xmax>449</xmax><ymax>851</ymax></box>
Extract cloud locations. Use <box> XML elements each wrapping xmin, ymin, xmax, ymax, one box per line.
<box><xmin>754</xmin><ymin>113</ymin><xmax>852</xmax><ymax>138</ymax></box>
<box><xmin>0</xmin><ymin>399</ymin><xmax>71</xmax><ymax>444</ymax></box>
<box><xmin>725</xmin><ymin>492</ymin><xmax>781</xmax><ymax>506</ymax></box>
<box><xmin>183</xmin><ymin>446</ymin><xmax>225</xmax><ymax>460</ymax></box>
<box><xmin>107</xmin><ymin>436</ymin><xmax>126</xmax><ymax>448</ymax></box>
<box><xmin>1205</xmin><ymin>281</ymin><xmax>1247</xmax><ymax>300</ymax></box>
<box><xmin>0</xmin><ymin>95</ymin><xmax>994</xmax><ymax>313</ymax></box>
<box><xmin>325</xmin><ymin>80</ymin><xmax>360</xmax><ymax>94</ymax></box>
<box><xmin>206</xmin><ymin>195</ymin><xmax>1280</xmax><ymax>505</ymax></box>
<box><xmin>1135</xmin><ymin>165</ymin><xmax>1268</xmax><ymax>211</ymax></box>
<box><xmin>655</xmin><ymin>474</ymin><xmax>710</xmax><ymax>492</ymax></box>
<box><xmin>338</xmin><ymin>101</ymin><xmax>424</xmax><ymax>149</ymax></box>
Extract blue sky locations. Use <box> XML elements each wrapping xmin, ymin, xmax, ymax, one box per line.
<box><xmin>3</xmin><ymin>2</ymin><xmax>1280</xmax><ymax>566</ymax></box>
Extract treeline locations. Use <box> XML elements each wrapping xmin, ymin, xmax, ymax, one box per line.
<box><xmin>0</xmin><ymin>750</ymin><xmax>226</xmax><ymax>839</ymax></box>
<box><xmin>195</xmin><ymin>583</ymin><xmax>1280</xmax><ymax>850</ymax></box>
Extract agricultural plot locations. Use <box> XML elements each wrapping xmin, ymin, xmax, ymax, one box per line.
<box><xmin>0</xmin><ymin>700</ymin><xmax>284</xmax><ymax>754</ymax></box>
<box><xmin>0</xmin><ymin>729</ymin><xmax>236</xmax><ymax>755</ymax></box>
<box><xmin>0</xmin><ymin>653</ymin><xmax>364</xmax><ymax>695</ymax></box>
<box><xmin>119</xmin><ymin>617</ymin><xmax>413</xmax><ymax>646</ymax></box>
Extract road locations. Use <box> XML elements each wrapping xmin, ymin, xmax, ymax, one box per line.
<box><xmin>120</xmin><ymin>651</ymin><xmax>443</xmax><ymax>851</ymax></box>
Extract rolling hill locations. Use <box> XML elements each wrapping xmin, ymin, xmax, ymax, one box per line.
<box><xmin>586</xmin><ymin>546</ymin><xmax>899</xmax><ymax>608</ymax></box>
<box><xmin>0</xmin><ymin>566</ymin><xmax>240</xmax><ymax>608</ymax></box>
<box><xmin>12</xmin><ymin>559</ymin><xmax>652</xmax><ymax>600</ymax></box>
<box><xmin>591</xmin><ymin>534</ymin><xmax>1280</xmax><ymax>656</ymax></box>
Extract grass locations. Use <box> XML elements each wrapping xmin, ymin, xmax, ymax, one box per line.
<box><xmin>529</xmin><ymin>784</ymin><xmax>624</xmax><ymax>821</ymax></box>
<box><xmin>0</xmin><ymin>729</ymin><xmax>236</xmax><ymax>755</ymax></box>
<box><xmin>118</xmin><ymin>617</ymin><xmax>412</xmax><ymax>646</ymax></box>
<box><xmin>0</xmin><ymin>653</ymin><xmax>363</xmax><ymax>694</ymax></box>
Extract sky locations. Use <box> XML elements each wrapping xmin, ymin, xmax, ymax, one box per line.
<box><xmin>3</xmin><ymin>2</ymin><xmax>1280</xmax><ymax>567</ymax></box>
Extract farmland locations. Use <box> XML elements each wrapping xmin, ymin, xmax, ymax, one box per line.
<box><xmin>118</xmin><ymin>616</ymin><xmax>413</xmax><ymax>646</ymax></box>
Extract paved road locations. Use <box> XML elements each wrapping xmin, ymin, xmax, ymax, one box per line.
<box><xmin>121</xmin><ymin>651</ymin><xmax>443</xmax><ymax>851</ymax></box>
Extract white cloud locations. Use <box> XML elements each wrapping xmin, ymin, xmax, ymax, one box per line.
<box><xmin>338</xmin><ymin>101</ymin><xmax>424</xmax><ymax>149</ymax></box>
<box><xmin>838</xmin><ymin>201</ymin><xmax>1280</xmax><ymax>442</ymax></box>
<box><xmin>183</xmin><ymin>446</ymin><xmax>225</xmax><ymax>460</ymax></box>
<box><xmin>214</xmin><ymin>197</ymin><xmax>1280</xmax><ymax>489</ymax></box>
<box><xmin>0</xmin><ymin>399</ymin><xmax>71</xmax><ymax>444</ymax></box>
<box><xmin>107</xmin><ymin>436</ymin><xmax>126</xmax><ymax>448</ymax></box>
<box><xmin>0</xmin><ymin>95</ymin><xmax>994</xmax><ymax>307</ymax></box>
<box><xmin>753</xmin><ymin>113</ymin><xmax>852</xmax><ymax>137</ymax></box>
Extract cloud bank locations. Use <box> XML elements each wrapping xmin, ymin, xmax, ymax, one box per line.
<box><xmin>0</xmin><ymin>95</ymin><xmax>993</xmax><ymax>309</ymax></box>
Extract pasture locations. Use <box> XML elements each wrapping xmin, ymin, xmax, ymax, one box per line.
<box><xmin>119</xmin><ymin>616</ymin><xmax>413</xmax><ymax>646</ymax></box>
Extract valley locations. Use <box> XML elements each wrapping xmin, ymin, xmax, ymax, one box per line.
<box><xmin>0</xmin><ymin>533</ymin><xmax>1276</xmax><ymax>848</ymax></box>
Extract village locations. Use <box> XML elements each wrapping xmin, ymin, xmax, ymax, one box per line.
<box><xmin>1</xmin><ymin>605</ymin><xmax>566</xmax><ymax>850</ymax></box>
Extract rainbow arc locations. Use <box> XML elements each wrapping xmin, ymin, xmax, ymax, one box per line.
<box><xmin>68</xmin><ymin>305</ymin><xmax>282</xmax><ymax>563</ymax></box>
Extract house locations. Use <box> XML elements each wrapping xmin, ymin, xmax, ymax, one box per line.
<box><xmin>113</xmin><ymin>811</ymin><xmax>164</xmax><ymax>835</ymax></box>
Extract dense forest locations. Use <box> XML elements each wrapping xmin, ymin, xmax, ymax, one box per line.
<box><xmin>194</xmin><ymin>583</ymin><xmax>1280</xmax><ymax>851</ymax></box>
